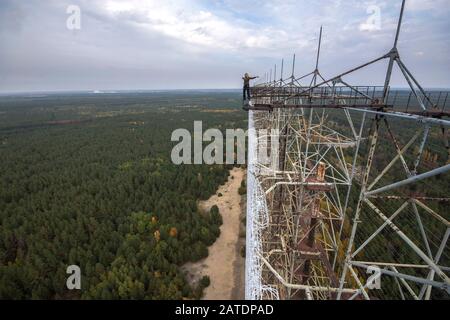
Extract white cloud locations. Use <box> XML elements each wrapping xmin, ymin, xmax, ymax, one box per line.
<box><xmin>408</xmin><ymin>0</ymin><xmax>450</xmax><ymax>12</ymax></box>
<box><xmin>0</xmin><ymin>0</ymin><xmax>449</xmax><ymax>92</ymax></box>
<box><xmin>99</xmin><ymin>0</ymin><xmax>288</xmax><ymax>51</ymax></box>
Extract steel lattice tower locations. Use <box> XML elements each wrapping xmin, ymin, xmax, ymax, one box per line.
<box><xmin>245</xmin><ymin>0</ymin><xmax>450</xmax><ymax>300</ymax></box>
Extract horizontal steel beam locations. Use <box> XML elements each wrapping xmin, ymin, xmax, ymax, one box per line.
<box><xmin>352</xmin><ymin>261</ymin><xmax>450</xmax><ymax>271</ymax></box>
<box><xmin>365</xmin><ymin>164</ymin><xmax>450</xmax><ymax>197</ymax></box>
<box><xmin>259</xmin><ymin>254</ymin><xmax>358</xmax><ymax>294</ymax></box>
<box><xmin>248</xmin><ymin>104</ymin><xmax>450</xmax><ymax>126</ymax></box>
<box><xmin>346</xmin><ymin>108</ymin><xmax>450</xmax><ymax>127</ymax></box>
<box><xmin>351</xmin><ymin>261</ymin><xmax>450</xmax><ymax>293</ymax></box>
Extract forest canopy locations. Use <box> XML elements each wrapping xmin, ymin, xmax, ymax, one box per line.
<box><xmin>0</xmin><ymin>91</ymin><xmax>246</xmax><ymax>299</ymax></box>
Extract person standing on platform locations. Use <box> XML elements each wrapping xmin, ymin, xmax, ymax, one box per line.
<box><xmin>242</xmin><ymin>73</ymin><xmax>259</xmax><ymax>101</ymax></box>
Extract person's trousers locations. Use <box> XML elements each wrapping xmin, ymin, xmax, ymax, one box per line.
<box><xmin>243</xmin><ymin>85</ymin><xmax>250</xmax><ymax>100</ymax></box>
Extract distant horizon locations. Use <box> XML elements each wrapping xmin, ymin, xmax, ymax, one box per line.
<box><xmin>2</xmin><ymin>86</ymin><xmax>450</xmax><ymax>97</ymax></box>
<box><xmin>0</xmin><ymin>88</ymin><xmax>241</xmax><ymax>96</ymax></box>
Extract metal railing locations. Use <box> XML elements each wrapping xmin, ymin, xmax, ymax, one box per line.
<box><xmin>250</xmin><ymin>85</ymin><xmax>450</xmax><ymax>115</ymax></box>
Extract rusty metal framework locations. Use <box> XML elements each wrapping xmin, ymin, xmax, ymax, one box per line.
<box><xmin>245</xmin><ymin>0</ymin><xmax>450</xmax><ymax>300</ymax></box>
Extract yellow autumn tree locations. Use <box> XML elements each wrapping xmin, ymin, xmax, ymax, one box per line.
<box><xmin>169</xmin><ymin>227</ymin><xmax>178</xmax><ymax>238</ymax></box>
<box><xmin>154</xmin><ymin>230</ymin><xmax>160</xmax><ymax>242</ymax></box>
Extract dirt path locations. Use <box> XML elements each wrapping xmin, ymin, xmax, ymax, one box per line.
<box><xmin>184</xmin><ymin>167</ymin><xmax>245</xmax><ymax>300</ymax></box>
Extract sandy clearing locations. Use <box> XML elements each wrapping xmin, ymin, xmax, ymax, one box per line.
<box><xmin>184</xmin><ymin>167</ymin><xmax>245</xmax><ymax>300</ymax></box>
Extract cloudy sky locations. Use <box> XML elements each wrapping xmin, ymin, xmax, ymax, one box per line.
<box><xmin>0</xmin><ymin>0</ymin><xmax>449</xmax><ymax>93</ymax></box>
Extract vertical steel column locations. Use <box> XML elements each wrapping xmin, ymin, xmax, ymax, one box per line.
<box><xmin>337</xmin><ymin>116</ymin><xmax>380</xmax><ymax>299</ymax></box>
